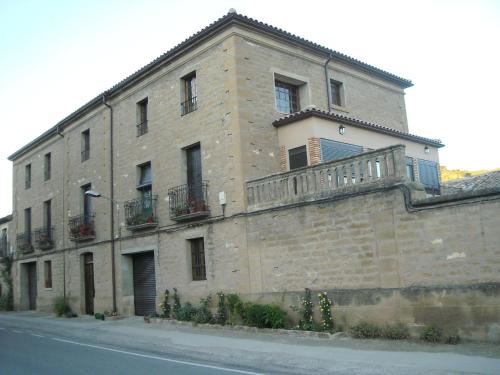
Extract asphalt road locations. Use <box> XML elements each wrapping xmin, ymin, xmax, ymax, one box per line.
<box><xmin>1</xmin><ymin>312</ymin><xmax>500</xmax><ymax>375</ymax></box>
<box><xmin>0</xmin><ymin>325</ymin><xmax>261</xmax><ymax>375</ymax></box>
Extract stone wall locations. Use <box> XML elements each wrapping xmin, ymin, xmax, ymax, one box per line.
<box><xmin>244</xmin><ymin>184</ymin><xmax>500</xmax><ymax>341</ymax></box>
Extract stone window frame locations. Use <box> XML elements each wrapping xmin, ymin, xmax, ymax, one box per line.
<box><xmin>272</xmin><ymin>71</ymin><xmax>311</xmax><ymax>115</ymax></box>
<box><xmin>330</xmin><ymin>79</ymin><xmax>345</xmax><ymax>108</ymax></box>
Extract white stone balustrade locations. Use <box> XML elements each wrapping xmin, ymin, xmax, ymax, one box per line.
<box><xmin>246</xmin><ymin>144</ymin><xmax>407</xmax><ymax>211</ymax></box>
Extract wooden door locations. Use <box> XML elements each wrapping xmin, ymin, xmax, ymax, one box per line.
<box><xmin>27</xmin><ymin>263</ymin><xmax>37</xmax><ymax>310</ymax></box>
<box><xmin>84</xmin><ymin>254</ymin><xmax>94</xmax><ymax>315</ymax></box>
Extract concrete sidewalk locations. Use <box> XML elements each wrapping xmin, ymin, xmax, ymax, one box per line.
<box><xmin>1</xmin><ymin>311</ymin><xmax>500</xmax><ymax>374</ymax></box>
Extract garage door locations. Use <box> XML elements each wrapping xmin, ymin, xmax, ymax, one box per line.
<box><xmin>132</xmin><ymin>252</ymin><xmax>156</xmax><ymax>316</ymax></box>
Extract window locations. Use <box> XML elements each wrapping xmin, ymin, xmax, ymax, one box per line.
<box><xmin>181</xmin><ymin>72</ymin><xmax>197</xmax><ymax>115</ymax></box>
<box><xmin>25</xmin><ymin>164</ymin><xmax>31</xmax><ymax>189</ymax></box>
<box><xmin>44</xmin><ymin>153</ymin><xmax>51</xmax><ymax>181</ymax></box>
<box><xmin>81</xmin><ymin>130</ymin><xmax>90</xmax><ymax>162</ymax></box>
<box><xmin>137</xmin><ymin>98</ymin><xmax>148</xmax><ymax>136</ymax></box>
<box><xmin>44</xmin><ymin>261</ymin><xmax>52</xmax><ymax>289</ymax></box>
<box><xmin>275</xmin><ymin>80</ymin><xmax>300</xmax><ymax>113</ymax></box>
<box><xmin>330</xmin><ymin>80</ymin><xmax>343</xmax><ymax>107</ymax></box>
<box><xmin>320</xmin><ymin>139</ymin><xmax>362</xmax><ymax>162</ymax></box>
<box><xmin>44</xmin><ymin>200</ymin><xmax>52</xmax><ymax>229</ymax></box>
<box><xmin>24</xmin><ymin>208</ymin><xmax>32</xmax><ymax>245</ymax></box>
<box><xmin>288</xmin><ymin>145</ymin><xmax>308</xmax><ymax>170</ymax></box>
<box><xmin>138</xmin><ymin>163</ymin><xmax>153</xmax><ymax>214</ymax></box>
<box><xmin>406</xmin><ymin>157</ymin><xmax>415</xmax><ymax>182</ymax></box>
<box><xmin>417</xmin><ymin>159</ymin><xmax>440</xmax><ymax>194</ymax></box>
<box><xmin>81</xmin><ymin>184</ymin><xmax>92</xmax><ymax>218</ymax></box>
<box><xmin>190</xmin><ymin>238</ymin><xmax>206</xmax><ymax>281</ymax></box>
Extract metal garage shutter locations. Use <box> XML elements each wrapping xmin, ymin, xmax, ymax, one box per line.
<box><xmin>133</xmin><ymin>252</ymin><xmax>156</xmax><ymax>316</ymax></box>
<box><xmin>417</xmin><ymin>159</ymin><xmax>440</xmax><ymax>193</ymax></box>
<box><xmin>320</xmin><ymin>139</ymin><xmax>363</xmax><ymax>162</ymax></box>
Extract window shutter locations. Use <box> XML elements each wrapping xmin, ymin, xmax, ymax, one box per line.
<box><xmin>417</xmin><ymin>159</ymin><xmax>440</xmax><ymax>192</ymax></box>
<box><xmin>320</xmin><ymin>139</ymin><xmax>362</xmax><ymax>162</ymax></box>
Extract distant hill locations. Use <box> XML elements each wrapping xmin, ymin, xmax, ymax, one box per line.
<box><xmin>440</xmin><ymin>166</ymin><xmax>500</xmax><ymax>182</ymax></box>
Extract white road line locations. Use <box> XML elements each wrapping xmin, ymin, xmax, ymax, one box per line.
<box><xmin>30</xmin><ymin>334</ymin><xmax>44</xmax><ymax>338</ymax></box>
<box><xmin>51</xmin><ymin>337</ymin><xmax>263</xmax><ymax>375</ymax></box>
<box><xmin>12</xmin><ymin>330</ymin><xmax>23</xmax><ymax>333</ymax></box>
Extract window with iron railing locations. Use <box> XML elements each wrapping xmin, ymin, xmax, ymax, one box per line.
<box><xmin>44</xmin><ymin>152</ymin><xmax>51</xmax><ymax>181</ymax></box>
<box><xmin>137</xmin><ymin>98</ymin><xmax>148</xmax><ymax>136</ymax></box>
<box><xmin>181</xmin><ymin>72</ymin><xmax>197</xmax><ymax>115</ymax></box>
<box><xmin>81</xmin><ymin>129</ymin><xmax>90</xmax><ymax>162</ymax></box>
<box><xmin>25</xmin><ymin>164</ymin><xmax>31</xmax><ymax>189</ymax></box>
<box><xmin>189</xmin><ymin>238</ymin><xmax>206</xmax><ymax>281</ymax></box>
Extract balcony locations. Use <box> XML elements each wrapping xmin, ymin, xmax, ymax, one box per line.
<box><xmin>168</xmin><ymin>182</ymin><xmax>210</xmax><ymax>221</ymax></box>
<box><xmin>124</xmin><ymin>196</ymin><xmax>158</xmax><ymax>231</ymax></box>
<box><xmin>181</xmin><ymin>96</ymin><xmax>197</xmax><ymax>116</ymax></box>
<box><xmin>69</xmin><ymin>214</ymin><xmax>96</xmax><ymax>242</ymax></box>
<box><xmin>246</xmin><ymin>145</ymin><xmax>407</xmax><ymax>211</ymax></box>
<box><xmin>34</xmin><ymin>227</ymin><xmax>55</xmax><ymax>250</ymax></box>
<box><xmin>16</xmin><ymin>233</ymin><xmax>33</xmax><ymax>254</ymax></box>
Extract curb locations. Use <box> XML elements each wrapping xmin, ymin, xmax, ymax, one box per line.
<box><xmin>148</xmin><ymin>318</ymin><xmax>346</xmax><ymax>339</ymax></box>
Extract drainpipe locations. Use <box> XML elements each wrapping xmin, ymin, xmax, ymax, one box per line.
<box><xmin>324</xmin><ymin>53</ymin><xmax>334</xmax><ymax>112</ymax></box>
<box><xmin>56</xmin><ymin>125</ymin><xmax>66</xmax><ymax>300</ymax></box>
<box><xmin>102</xmin><ymin>95</ymin><xmax>117</xmax><ymax>314</ymax></box>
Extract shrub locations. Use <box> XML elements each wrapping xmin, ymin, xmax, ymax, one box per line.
<box><xmin>420</xmin><ymin>324</ymin><xmax>443</xmax><ymax>343</ymax></box>
<box><xmin>243</xmin><ymin>303</ymin><xmax>286</xmax><ymax>329</ymax></box>
<box><xmin>176</xmin><ymin>302</ymin><xmax>197</xmax><ymax>322</ymax></box>
<box><xmin>350</xmin><ymin>322</ymin><xmax>382</xmax><ymax>339</ymax></box>
<box><xmin>172</xmin><ymin>288</ymin><xmax>181</xmax><ymax>319</ymax></box>
<box><xmin>264</xmin><ymin>304</ymin><xmax>286</xmax><ymax>329</ymax></box>
<box><xmin>54</xmin><ymin>296</ymin><xmax>71</xmax><ymax>317</ymax></box>
<box><xmin>318</xmin><ymin>292</ymin><xmax>334</xmax><ymax>332</ymax></box>
<box><xmin>193</xmin><ymin>295</ymin><xmax>213</xmax><ymax>324</ymax></box>
<box><xmin>382</xmin><ymin>322</ymin><xmax>410</xmax><ymax>340</ymax></box>
<box><xmin>296</xmin><ymin>288</ymin><xmax>315</xmax><ymax>331</ymax></box>
<box><xmin>214</xmin><ymin>292</ymin><xmax>227</xmax><ymax>325</ymax></box>
<box><xmin>159</xmin><ymin>289</ymin><xmax>171</xmax><ymax>318</ymax></box>
<box><xmin>227</xmin><ymin>293</ymin><xmax>244</xmax><ymax>324</ymax></box>
<box><xmin>445</xmin><ymin>334</ymin><xmax>460</xmax><ymax>345</ymax></box>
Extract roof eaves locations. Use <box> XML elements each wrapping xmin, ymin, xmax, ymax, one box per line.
<box><xmin>272</xmin><ymin>109</ymin><xmax>444</xmax><ymax>148</ymax></box>
<box><xmin>8</xmin><ymin>11</ymin><xmax>413</xmax><ymax>161</ymax></box>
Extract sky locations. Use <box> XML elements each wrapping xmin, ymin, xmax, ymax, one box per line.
<box><xmin>0</xmin><ymin>0</ymin><xmax>499</xmax><ymax>216</ymax></box>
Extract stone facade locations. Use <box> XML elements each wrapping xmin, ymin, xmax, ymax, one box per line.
<box><xmin>7</xmin><ymin>12</ymin><xmax>499</xmax><ymax>341</ymax></box>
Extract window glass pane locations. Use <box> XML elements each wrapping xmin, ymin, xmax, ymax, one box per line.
<box><xmin>140</xmin><ymin>164</ymin><xmax>152</xmax><ymax>186</ymax></box>
<box><xmin>406</xmin><ymin>157</ymin><xmax>415</xmax><ymax>181</ymax></box>
<box><xmin>275</xmin><ymin>81</ymin><xmax>299</xmax><ymax>113</ymax></box>
<box><xmin>289</xmin><ymin>145</ymin><xmax>308</xmax><ymax>170</ymax></box>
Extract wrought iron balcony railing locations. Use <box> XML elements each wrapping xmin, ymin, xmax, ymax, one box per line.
<box><xmin>181</xmin><ymin>96</ymin><xmax>197</xmax><ymax>116</ymax></box>
<box><xmin>17</xmin><ymin>233</ymin><xmax>33</xmax><ymax>254</ymax></box>
<box><xmin>168</xmin><ymin>182</ymin><xmax>210</xmax><ymax>221</ymax></box>
<box><xmin>34</xmin><ymin>227</ymin><xmax>55</xmax><ymax>250</ymax></box>
<box><xmin>69</xmin><ymin>213</ymin><xmax>95</xmax><ymax>241</ymax></box>
<box><xmin>136</xmin><ymin>120</ymin><xmax>148</xmax><ymax>137</ymax></box>
<box><xmin>124</xmin><ymin>195</ymin><xmax>158</xmax><ymax>230</ymax></box>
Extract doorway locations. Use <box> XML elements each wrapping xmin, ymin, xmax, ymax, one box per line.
<box><xmin>83</xmin><ymin>253</ymin><xmax>94</xmax><ymax>315</ymax></box>
<box><xmin>132</xmin><ymin>252</ymin><xmax>156</xmax><ymax>316</ymax></box>
<box><xmin>27</xmin><ymin>262</ymin><xmax>37</xmax><ymax>310</ymax></box>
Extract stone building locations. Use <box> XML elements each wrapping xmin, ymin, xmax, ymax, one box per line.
<box><xmin>7</xmin><ymin>11</ymin><xmax>500</xmax><ymax>340</ymax></box>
